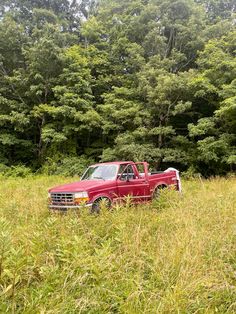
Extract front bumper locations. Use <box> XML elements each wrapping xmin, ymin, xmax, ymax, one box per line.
<box><xmin>49</xmin><ymin>203</ymin><xmax>92</xmax><ymax>210</ymax></box>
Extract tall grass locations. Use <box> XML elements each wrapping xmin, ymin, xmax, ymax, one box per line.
<box><xmin>0</xmin><ymin>176</ymin><xmax>235</xmax><ymax>313</ymax></box>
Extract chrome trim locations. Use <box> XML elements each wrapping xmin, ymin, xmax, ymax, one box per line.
<box><xmin>50</xmin><ymin>193</ymin><xmax>74</xmax><ymax>204</ymax></box>
<box><xmin>49</xmin><ymin>204</ymin><xmax>92</xmax><ymax>209</ymax></box>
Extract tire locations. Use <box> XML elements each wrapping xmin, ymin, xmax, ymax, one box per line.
<box><xmin>90</xmin><ymin>197</ymin><xmax>111</xmax><ymax>214</ymax></box>
<box><xmin>152</xmin><ymin>185</ymin><xmax>167</xmax><ymax>200</ymax></box>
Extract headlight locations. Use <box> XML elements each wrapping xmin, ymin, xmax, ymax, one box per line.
<box><xmin>74</xmin><ymin>191</ymin><xmax>89</xmax><ymax>204</ymax></box>
<box><xmin>74</xmin><ymin>192</ymin><xmax>88</xmax><ymax>198</ymax></box>
<box><xmin>48</xmin><ymin>192</ymin><xmax>51</xmax><ymax>198</ymax></box>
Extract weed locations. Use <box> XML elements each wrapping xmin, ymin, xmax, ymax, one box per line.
<box><xmin>0</xmin><ymin>176</ymin><xmax>235</xmax><ymax>313</ymax></box>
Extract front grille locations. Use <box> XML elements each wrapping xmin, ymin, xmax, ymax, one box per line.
<box><xmin>51</xmin><ymin>193</ymin><xmax>74</xmax><ymax>205</ymax></box>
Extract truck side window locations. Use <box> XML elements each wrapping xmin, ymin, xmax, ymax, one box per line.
<box><xmin>127</xmin><ymin>165</ymin><xmax>136</xmax><ymax>179</ymax></box>
<box><xmin>119</xmin><ymin>165</ymin><xmax>136</xmax><ymax>181</ymax></box>
<box><xmin>118</xmin><ymin>164</ymin><xmax>128</xmax><ymax>176</ymax></box>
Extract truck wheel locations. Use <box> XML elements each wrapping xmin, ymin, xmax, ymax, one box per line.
<box><xmin>152</xmin><ymin>185</ymin><xmax>167</xmax><ymax>199</ymax></box>
<box><xmin>90</xmin><ymin>197</ymin><xmax>111</xmax><ymax>214</ymax></box>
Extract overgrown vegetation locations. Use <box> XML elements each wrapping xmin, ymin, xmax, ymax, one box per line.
<box><xmin>0</xmin><ymin>0</ymin><xmax>235</xmax><ymax>175</ymax></box>
<box><xmin>0</xmin><ymin>176</ymin><xmax>235</xmax><ymax>313</ymax></box>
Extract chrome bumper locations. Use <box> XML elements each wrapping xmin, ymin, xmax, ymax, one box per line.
<box><xmin>49</xmin><ymin>204</ymin><xmax>92</xmax><ymax>210</ymax></box>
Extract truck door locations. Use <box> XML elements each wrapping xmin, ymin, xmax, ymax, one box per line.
<box><xmin>117</xmin><ymin>164</ymin><xmax>150</xmax><ymax>202</ymax></box>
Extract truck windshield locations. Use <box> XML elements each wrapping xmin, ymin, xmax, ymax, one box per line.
<box><xmin>81</xmin><ymin>164</ymin><xmax>119</xmax><ymax>181</ymax></box>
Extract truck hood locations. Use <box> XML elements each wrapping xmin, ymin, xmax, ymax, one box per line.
<box><xmin>49</xmin><ymin>179</ymin><xmax>110</xmax><ymax>193</ymax></box>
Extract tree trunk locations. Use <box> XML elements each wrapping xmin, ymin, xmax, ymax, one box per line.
<box><xmin>38</xmin><ymin>115</ymin><xmax>45</xmax><ymax>162</ymax></box>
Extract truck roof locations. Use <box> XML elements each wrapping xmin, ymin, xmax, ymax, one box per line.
<box><xmin>91</xmin><ymin>161</ymin><xmax>134</xmax><ymax>167</ymax></box>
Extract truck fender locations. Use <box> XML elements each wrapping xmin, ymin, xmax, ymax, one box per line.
<box><xmin>150</xmin><ymin>181</ymin><xmax>167</xmax><ymax>194</ymax></box>
<box><xmin>90</xmin><ymin>194</ymin><xmax>112</xmax><ymax>214</ymax></box>
<box><xmin>153</xmin><ymin>183</ymin><xmax>167</xmax><ymax>191</ymax></box>
<box><xmin>91</xmin><ymin>193</ymin><xmax>112</xmax><ymax>205</ymax></box>
<box><xmin>152</xmin><ymin>183</ymin><xmax>167</xmax><ymax>199</ymax></box>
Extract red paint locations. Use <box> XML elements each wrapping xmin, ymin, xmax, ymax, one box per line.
<box><xmin>48</xmin><ymin>161</ymin><xmax>181</xmax><ymax>210</ymax></box>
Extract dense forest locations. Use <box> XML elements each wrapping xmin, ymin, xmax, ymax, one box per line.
<box><xmin>0</xmin><ymin>0</ymin><xmax>235</xmax><ymax>176</ymax></box>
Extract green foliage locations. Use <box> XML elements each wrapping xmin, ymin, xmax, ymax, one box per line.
<box><xmin>0</xmin><ymin>165</ymin><xmax>32</xmax><ymax>177</ymax></box>
<box><xmin>188</xmin><ymin>117</ymin><xmax>216</xmax><ymax>137</ymax></box>
<box><xmin>41</xmin><ymin>155</ymin><xmax>94</xmax><ymax>176</ymax></box>
<box><xmin>0</xmin><ymin>0</ymin><xmax>235</xmax><ymax>175</ymax></box>
<box><xmin>0</xmin><ymin>163</ymin><xmax>10</xmax><ymax>174</ymax></box>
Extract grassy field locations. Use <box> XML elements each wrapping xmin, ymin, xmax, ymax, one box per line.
<box><xmin>0</xmin><ymin>176</ymin><xmax>235</xmax><ymax>313</ymax></box>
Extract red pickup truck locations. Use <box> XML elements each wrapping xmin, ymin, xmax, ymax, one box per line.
<box><xmin>48</xmin><ymin>161</ymin><xmax>181</xmax><ymax>212</ymax></box>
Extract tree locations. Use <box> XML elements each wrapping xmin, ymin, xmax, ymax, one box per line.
<box><xmin>188</xmin><ymin>30</ymin><xmax>236</xmax><ymax>174</ymax></box>
<box><xmin>0</xmin><ymin>0</ymin><xmax>235</xmax><ymax>175</ymax></box>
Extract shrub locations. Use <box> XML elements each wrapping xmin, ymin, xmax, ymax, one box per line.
<box><xmin>6</xmin><ymin>165</ymin><xmax>32</xmax><ymax>177</ymax></box>
<box><xmin>0</xmin><ymin>163</ymin><xmax>10</xmax><ymax>175</ymax></box>
<box><xmin>181</xmin><ymin>166</ymin><xmax>201</xmax><ymax>179</ymax></box>
<box><xmin>41</xmin><ymin>155</ymin><xmax>95</xmax><ymax>176</ymax></box>
<box><xmin>0</xmin><ymin>164</ymin><xmax>32</xmax><ymax>177</ymax></box>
